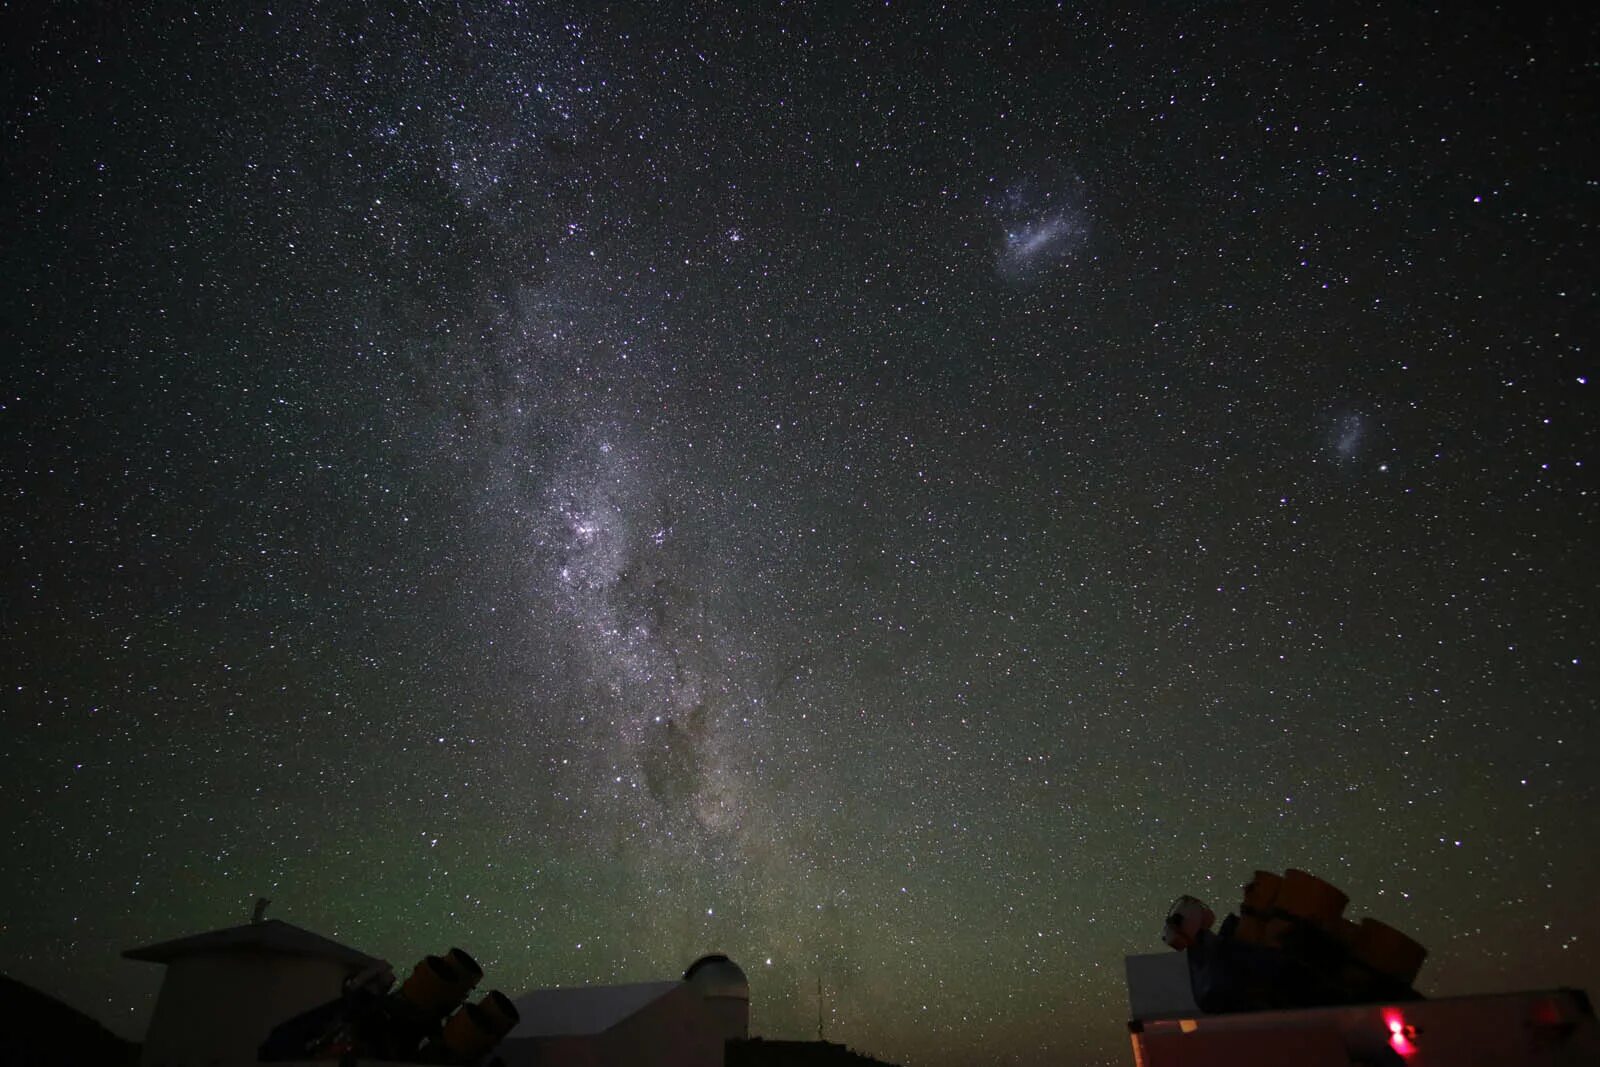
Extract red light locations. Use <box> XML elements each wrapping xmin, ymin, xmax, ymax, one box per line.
<box><xmin>1530</xmin><ymin>999</ymin><xmax>1565</xmax><ymax>1027</ymax></box>
<box><xmin>1383</xmin><ymin>1009</ymin><xmax>1418</xmax><ymax>1058</ymax></box>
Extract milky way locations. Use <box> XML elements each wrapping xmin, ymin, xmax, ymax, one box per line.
<box><xmin>3</xmin><ymin>6</ymin><xmax>1597</xmax><ymax>1067</ymax></box>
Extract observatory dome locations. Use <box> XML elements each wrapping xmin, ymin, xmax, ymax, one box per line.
<box><xmin>683</xmin><ymin>954</ymin><xmax>749</xmax><ymax>1040</ymax></box>
<box><xmin>683</xmin><ymin>954</ymin><xmax>748</xmax><ymax>1000</ymax></box>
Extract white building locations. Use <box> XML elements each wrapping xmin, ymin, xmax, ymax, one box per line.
<box><xmin>125</xmin><ymin>913</ymin><xmax>748</xmax><ymax>1067</ymax></box>
<box><xmin>495</xmin><ymin>954</ymin><xmax>749</xmax><ymax>1067</ymax></box>
<box><xmin>684</xmin><ymin>954</ymin><xmax>751</xmax><ymax>1042</ymax></box>
<box><xmin>123</xmin><ymin>918</ymin><xmax>384</xmax><ymax>1067</ymax></box>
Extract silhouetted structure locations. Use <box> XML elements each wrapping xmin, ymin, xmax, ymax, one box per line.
<box><xmin>104</xmin><ymin>914</ymin><xmax>896</xmax><ymax>1067</ymax></box>
<box><xmin>1157</xmin><ymin>869</ymin><xmax>1426</xmax><ymax>1014</ymax></box>
<box><xmin>727</xmin><ymin>1037</ymin><xmax>900</xmax><ymax>1067</ymax></box>
<box><xmin>1129</xmin><ymin>865</ymin><xmax>1600</xmax><ymax>1064</ymax></box>
<box><xmin>123</xmin><ymin>918</ymin><xmax>383</xmax><ymax>1066</ymax></box>
<box><xmin>0</xmin><ymin>974</ymin><xmax>139</xmax><ymax>1066</ymax></box>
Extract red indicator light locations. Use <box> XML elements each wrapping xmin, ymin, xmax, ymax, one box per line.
<box><xmin>1530</xmin><ymin>999</ymin><xmax>1565</xmax><ymax>1027</ymax></box>
<box><xmin>1383</xmin><ymin>1008</ymin><xmax>1418</xmax><ymax>1058</ymax></box>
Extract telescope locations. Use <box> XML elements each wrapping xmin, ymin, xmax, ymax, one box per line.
<box><xmin>260</xmin><ymin>946</ymin><xmax>520</xmax><ymax>1064</ymax></box>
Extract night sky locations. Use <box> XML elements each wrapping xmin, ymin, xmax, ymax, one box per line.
<box><xmin>3</xmin><ymin>4</ymin><xmax>1597</xmax><ymax>1065</ymax></box>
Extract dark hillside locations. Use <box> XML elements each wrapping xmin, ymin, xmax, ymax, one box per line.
<box><xmin>0</xmin><ymin>974</ymin><xmax>139</xmax><ymax>1067</ymax></box>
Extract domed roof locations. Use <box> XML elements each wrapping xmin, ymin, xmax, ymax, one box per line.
<box><xmin>683</xmin><ymin>954</ymin><xmax>749</xmax><ymax>1000</ymax></box>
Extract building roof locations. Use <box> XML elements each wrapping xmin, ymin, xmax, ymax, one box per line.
<box><xmin>122</xmin><ymin>918</ymin><xmax>383</xmax><ymax>968</ymax></box>
<box><xmin>507</xmin><ymin>980</ymin><xmax>684</xmax><ymax>1037</ymax></box>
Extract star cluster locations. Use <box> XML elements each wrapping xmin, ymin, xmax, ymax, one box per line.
<box><xmin>2</xmin><ymin>5</ymin><xmax>1596</xmax><ymax>1065</ymax></box>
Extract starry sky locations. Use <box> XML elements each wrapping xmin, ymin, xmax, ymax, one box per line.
<box><xmin>2</xmin><ymin>4</ymin><xmax>1596</xmax><ymax>1065</ymax></box>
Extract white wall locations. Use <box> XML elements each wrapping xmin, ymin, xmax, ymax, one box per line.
<box><xmin>701</xmin><ymin>995</ymin><xmax>748</xmax><ymax>1042</ymax></box>
<box><xmin>141</xmin><ymin>951</ymin><xmax>351</xmax><ymax>1067</ymax></box>
<box><xmin>1124</xmin><ymin>952</ymin><xmax>1198</xmax><ymax>1019</ymax></box>
<box><xmin>603</xmin><ymin>985</ymin><xmax>724</xmax><ymax>1067</ymax></box>
<box><xmin>495</xmin><ymin>984</ymin><xmax>724</xmax><ymax>1067</ymax></box>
